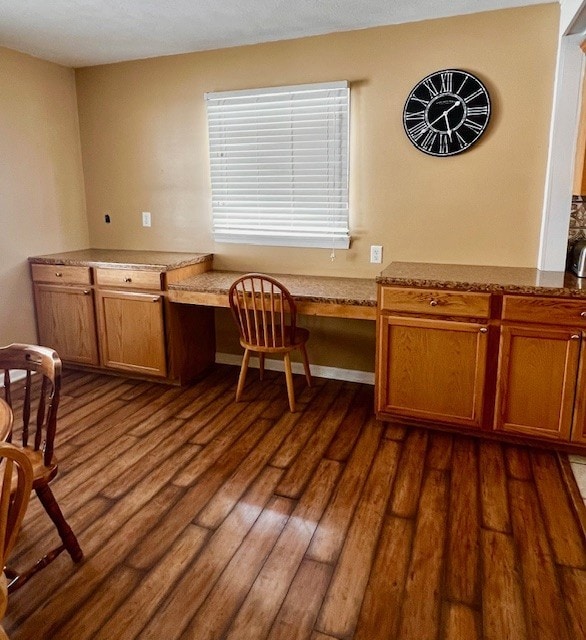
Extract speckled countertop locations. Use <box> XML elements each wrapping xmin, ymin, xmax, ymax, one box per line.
<box><xmin>169</xmin><ymin>270</ymin><xmax>377</xmax><ymax>306</ymax></box>
<box><xmin>28</xmin><ymin>249</ymin><xmax>213</xmax><ymax>271</ymax></box>
<box><xmin>377</xmin><ymin>262</ymin><xmax>586</xmax><ymax>298</ymax></box>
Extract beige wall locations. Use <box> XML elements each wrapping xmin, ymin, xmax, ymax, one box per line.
<box><xmin>75</xmin><ymin>4</ymin><xmax>559</xmax><ymax>373</ymax></box>
<box><xmin>76</xmin><ymin>4</ymin><xmax>559</xmax><ymax>275</ymax></box>
<box><xmin>0</xmin><ymin>47</ymin><xmax>88</xmax><ymax>347</ymax></box>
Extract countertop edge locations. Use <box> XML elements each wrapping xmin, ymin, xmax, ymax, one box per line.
<box><xmin>28</xmin><ymin>251</ymin><xmax>214</xmax><ymax>272</ymax></box>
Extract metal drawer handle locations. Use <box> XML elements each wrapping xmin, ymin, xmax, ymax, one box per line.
<box><xmin>83</xmin><ymin>290</ymin><xmax>90</xmax><ymax>295</ymax></box>
<box><xmin>580</xmin><ymin>311</ymin><xmax>586</xmax><ymax>318</ymax></box>
<box><xmin>571</xmin><ymin>334</ymin><xmax>581</xmax><ymax>340</ymax></box>
<box><xmin>124</xmin><ymin>277</ymin><xmax>132</xmax><ymax>283</ymax></box>
<box><xmin>152</xmin><ymin>297</ymin><xmax>160</xmax><ymax>303</ymax></box>
<box><xmin>429</xmin><ymin>299</ymin><xmax>438</xmax><ymax>307</ymax></box>
<box><xmin>55</xmin><ymin>272</ymin><xmax>62</xmax><ymax>277</ymax></box>
<box><xmin>479</xmin><ymin>327</ymin><xmax>488</xmax><ymax>333</ymax></box>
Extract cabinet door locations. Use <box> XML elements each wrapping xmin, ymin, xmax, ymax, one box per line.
<box><xmin>33</xmin><ymin>283</ymin><xmax>99</xmax><ymax>365</ymax></box>
<box><xmin>376</xmin><ymin>316</ymin><xmax>488</xmax><ymax>428</ymax></box>
<box><xmin>97</xmin><ymin>290</ymin><xmax>167</xmax><ymax>377</ymax></box>
<box><xmin>569</xmin><ymin>334</ymin><xmax>586</xmax><ymax>444</ymax></box>
<box><xmin>494</xmin><ymin>324</ymin><xmax>580</xmax><ymax>441</ymax></box>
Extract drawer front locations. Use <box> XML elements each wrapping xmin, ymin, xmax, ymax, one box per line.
<box><xmin>31</xmin><ymin>264</ymin><xmax>91</xmax><ymax>285</ymax></box>
<box><xmin>502</xmin><ymin>295</ymin><xmax>586</xmax><ymax>326</ymax></box>
<box><xmin>95</xmin><ymin>268</ymin><xmax>162</xmax><ymax>291</ymax></box>
<box><xmin>379</xmin><ymin>287</ymin><xmax>490</xmax><ymax>318</ymax></box>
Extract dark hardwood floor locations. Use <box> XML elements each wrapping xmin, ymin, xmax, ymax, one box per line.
<box><xmin>3</xmin><ymin>365</ymin><xmax>586</xmax><ymax>639</ymax></box>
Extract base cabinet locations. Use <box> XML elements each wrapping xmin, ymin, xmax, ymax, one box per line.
<box><xmin>494</xmin><ymin>324</ymin><xmax>580</xmax><ymax>441</ymax></box>
<box><xmin>376</xmin><ymin>286</ymin><xmax>586</xmax><ymax>451</ymax></box>
<box><xmin>96</xmin><ymin>290</ymin><xmax>167</xmax><ymax>377</ymax></box>
<box><xmin>30</xmin><ymin>256</ymin><xmax>215</xmax><ymax>384</ymax></box>
<box><xmin>376</xmin><ymin>316</ymin><xmax>488</xmax><ymax>428</ymax></box>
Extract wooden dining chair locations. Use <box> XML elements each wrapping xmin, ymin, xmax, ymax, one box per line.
<box><xmin>0</xmin><ymin>442</ymin><xmax>33</xmax><ymax>638</ymax></box>
<box><xmin>0</xmin><ymin>344</ymin><xmax>83</xmax><ymax>592</ymax></box>
<box><xmin>228</xmin><ymin>274</ymin><xmax>312</xmax><ymax>412</ymax></box>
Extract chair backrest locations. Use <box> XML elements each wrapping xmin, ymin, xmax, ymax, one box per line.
<box><xmin>0</xmin><ymin>442</ymin><xmax>33</xmax><ymax>567</ymax></box>
<box><xmin>228</xmin><ymin>274</ymin><xmax>297</xmax><ymax>349</ymax></box>
<box><xmin>0</xmin><ymin>344</ymin><xmax>61</xmax><ymax>466</ymax></box>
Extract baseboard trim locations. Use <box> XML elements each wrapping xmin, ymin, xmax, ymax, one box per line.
<box><xmin>215</xmin><ymin>352</ymin><xmax>375</xmax><ymax>385</ymax></box>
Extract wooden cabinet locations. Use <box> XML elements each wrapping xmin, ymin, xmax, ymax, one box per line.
<box><xmin>96</xmin><ymin>289</ymin><xmax>167</xmax><ymax>377</ymax></box>
<box><xmin>494</xmin><ymin>295</ymin><xmax>586</xmax><ymax>444</ymax></box>
<box><xmin>376</xmin><ymin>315</ymin><xmax>488</xmax><ymax>428</ymax></box>
<box><xmin>376</xmin><ymin>287</ymin><xmax>491</xmax><ymax>429</ymax></box>
<box><xmin>30</xmin><ymin>253</ymin><xmax>215</xmax><ymax>385</ymax></box>
<box><xmin>494</xmin><ymin>324</ymin><xmax>580</xmax><ymax>441</ymax></box>
<box><xmin>32</xmin><ymin>268</ymin><xmax>99</xmax><ymax>366</ymax></box>
<box><xmin>376</xmin><ymin>285</ymin><xmax>586</xmax><ymax>451</ymax></box>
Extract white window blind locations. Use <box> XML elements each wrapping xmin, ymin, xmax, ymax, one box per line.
<box><xmin>205</xmin><ymin>81</ymin><xmax>350</xmax><ymax>248</ymax></box>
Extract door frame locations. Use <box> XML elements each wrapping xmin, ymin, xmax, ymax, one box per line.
<box><xmin>539</xmin><ymin>2</ymin><xmax>586</xmax><ymax>271</ymax></box>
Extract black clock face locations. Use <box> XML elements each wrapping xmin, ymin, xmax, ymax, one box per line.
<box><xmin>403</xmin><ymin>69</ymin><xmax>491</xmax><ymax>157</ymax></box>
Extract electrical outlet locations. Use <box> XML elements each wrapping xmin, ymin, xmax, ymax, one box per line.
<box><xmin>370</xmin><ymin>245</ymin><xmax>383</xmax><ymax>264</ymax></box>
<box><xmin>142</xmin><ymin>211</ymin><xmax>151</xmax><ymax>227</ymax></box>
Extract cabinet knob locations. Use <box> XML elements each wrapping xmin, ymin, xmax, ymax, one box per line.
<box><xmin>83</xmin><ymin>290</ymin><xmax>90</xmax><ymax>295</ymax></box>
<box><xmin>581</xmin><ymin>311</ymin><xmax>586</xmax><ymax>318</ymax></box>
<box><xmin>479</xmin><ymin>327</ymin><xmax>488</xmax><ymax>333</ymax></box>
<box><xmin>55</xmin><ymin>272</ymin><xmax>62</xmax><ymax>277</ymax></box>
<box><xmin>124</xmin><ymin>277</ymin><xmax>132</xmax><ymax>283</ymax></box>
<box><xmin>152</xmin><ymin>297</ymin><xmax>160</xmax><ymax>303</ymax></box>
<box><xmin>571</xmin><ymin>334</ymin><xmax>581</xmax><ymax>340</ymax></box>
<box><xmin>429</xmin><ymin>299</ymin><xmax>438</xmax><ymax>307</ymax></box>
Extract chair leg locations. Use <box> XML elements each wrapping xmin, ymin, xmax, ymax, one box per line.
<box><xmin>283</xmin><ymin>352</ymin><xmax>296</xmax><ymax>412</ymax></box>
<box><xmin>236</xmin><ymin>349</ymin><xmax>251</xmax><ymax>402</ymax></box>
<box><xmin>300</xmin><ymin>343</ymin><xmax>312</xmax><ymax>387</ymax></box>
<box><xmin>35</xmin><ymin>484</ymin><xmax>83</xmax><ymax>563</ymax></box>
<box><xmin>259</xmin><ymin>353</ymin><xmax>265</xmax><ymax>381</ymax></box>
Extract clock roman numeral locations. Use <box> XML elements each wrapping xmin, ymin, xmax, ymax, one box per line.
<box><xmin>405</xmin><ymin>109</ymin><xmax>425</xmax><ymax>121</ymax></box>
<box><xmin>457</xmin><ymin>76</ymin><xmax>468</xmax><ymax>94</ymax></box>
<box><xmin>421</xmin><ymin>130</ymin><xmax>437</xmax><ymax>152</ymax></box>
<box><xmin>455</xmin><ymin>131</ymin><xmax>468</xmax><ymax>149</ymax></box>
<box><xmin>440</xmin><ymin>72</ymin><xmax>453</xmax><ymax>93</ymax></box>
<box><xmin>439</xmin><ymin>134</ymin><xmax>450</xmax><ymax>155</ymax></box>
<box><xmin>423</xmin><ymin>78</ymin><xmax>439</xmax><ymax>97</ymax></box>
<box><xmin>408</xmin><ymin>120</ymin><xmax>429</xmax><ymax>140</ymax></box>
<box><xmin>464</xmin><ymin>118</ymin><xmax>484</xmax><ymax>134</ymax></box>
<box><xmin>410</xmin><ymin>95</ymin><xmax>430</xmax><ymax>106</ymax></box>
<box><xmin>464</xmin><ymin>88</ymin><xmax>484</xmax><ymax>103</ymax></box>
<box><xmin>467</xmin><ymin>106</ymin><xmax>488</xmax><ymax>116</ymax></box>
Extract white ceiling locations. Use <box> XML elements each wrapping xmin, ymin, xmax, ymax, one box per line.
<box><xmin>0</xmin><ymin>0</ymin><xmax>553</xmax><ymax>68</ymax></box>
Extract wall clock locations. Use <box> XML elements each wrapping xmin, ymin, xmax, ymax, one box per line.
<box><xmin>403</xmin><ymin>69</ymin><xmax>491</xmax><ymax>157</ymax></box>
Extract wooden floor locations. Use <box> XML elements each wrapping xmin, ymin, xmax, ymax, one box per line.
<box><xmin>4</xmin><ymin>366</ymin><xmax>586</xmax><ymax>640</ymax></box>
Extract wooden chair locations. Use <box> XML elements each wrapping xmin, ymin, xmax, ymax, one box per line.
<box><xmin>0</xmin><ymin>443</ymin><xmax>33</xmax><ymax>639</ymax></box>
<box><xmin>0</xmin><ymin>344</ymin><xmax>83</xmax><ymax>592</ymax></box>
<box><xmin>228</xmin><ymin>274</ymin><xmax>312</xmax><ymax>412</ymax></box>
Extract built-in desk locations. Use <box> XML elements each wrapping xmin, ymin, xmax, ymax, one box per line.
<box><xmin>168</xmin><ymin>270</ymin><xmax>377</xmax><ymax>320</ymax></box>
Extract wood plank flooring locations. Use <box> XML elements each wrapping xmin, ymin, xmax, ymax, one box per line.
<box><xmin>3</xmin><ymin>366</ymin><xmax>586</xmax><ymax>639</ymax></box>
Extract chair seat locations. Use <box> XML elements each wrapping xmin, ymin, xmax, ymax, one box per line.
<box><xmin>5</xmin><ymin>448</ymin><xmax>57</xmax><ymax>493</ymax></box>
<box><xmin>20</xmin><ymin>448</ymin><xmax>58</xmax><ymax>488</ymax></box>
<box><xmin>240</xmin><ymin>326</ymin><xmax>309</xmax><ymax>353</ymax></box>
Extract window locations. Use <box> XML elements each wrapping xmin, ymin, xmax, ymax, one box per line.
<box><xmin>205</xmin><ymin>81</ymin><xmax>350</xmax><ymax>248</ymax></box>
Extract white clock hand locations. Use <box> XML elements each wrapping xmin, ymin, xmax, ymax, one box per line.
<box><xmin>443</xmin><ymin>112</ymin><xmax>452</xmax><ymax>139</ymax></box>
<box><xmin>428</xmin><ymin>101</ymin><xmax>459</xmax><ymax>127</ymax></box>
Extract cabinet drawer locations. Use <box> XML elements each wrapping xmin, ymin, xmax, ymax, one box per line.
<box><xmin>31</xmin><ymin>264</ymin><xmax>91</xmax><ymax>285</ymax></box>
<box><xmin>95</xmin><ymin>268</ymin><xmax>162</xmax><ymax>291</ymax></box>
<box><xmin>502</xmin><ymin>295</ymin><xmax>586</xmax><ymax>326</ymax></box>
<box><xmin>379</xmin><ymin>287</ymin><xmax>490</xmax><ymax>318</ymax></box>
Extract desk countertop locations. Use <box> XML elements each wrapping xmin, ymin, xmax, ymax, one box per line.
<box><xmin>169</xmin><ymin>270</ymin><xmax>378</xmax><ymax>307</ymax></box>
